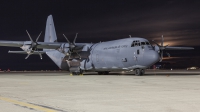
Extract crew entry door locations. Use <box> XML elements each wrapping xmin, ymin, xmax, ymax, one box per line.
<box><xmin>131</xmin><ymin>40</ymin><xmax>144</xmax><ymax>65</ymax></box>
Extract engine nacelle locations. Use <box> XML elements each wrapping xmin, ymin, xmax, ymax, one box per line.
<box><xmin>58</xmin><ymin>43</ymin><xmax>69</xmax><ymax>55</ymax></box>
<box><xmin>20</xmin><ymin>45</ymin><xmax>33</xmax><ymax>54</ymax></box>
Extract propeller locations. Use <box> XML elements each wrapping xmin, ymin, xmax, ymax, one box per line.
<box><xmin>25</xmin><ymin>30</ymin><xmax>43</xmax><ymax>59</ymax></box>
<box><xmin>152</xmin><ymin>35</ymin><xmax>169</xmax><ymax>62</ymax></box>
<box><xmin>63</xmin><ymin>33</ymin><xmax>81</xmax><ymax>60</ymax></box>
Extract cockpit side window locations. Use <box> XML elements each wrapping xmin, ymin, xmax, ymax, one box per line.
<box><xmin>145</xmin><ymin>41</ymin><xmax>150</xmax><ymax>45</ymax></box>
<box><xmin>131</xmin><ymin>41</ymin><xmax>135</xmax><ymax>47</ymax></box>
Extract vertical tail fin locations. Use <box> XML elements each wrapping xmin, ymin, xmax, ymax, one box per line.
<box><xmin>43</xmin><ymin>15</ymin><xmax>69</xmax><ymax>70</ymax></box>
<box><xmin>44</xmin><ymin>15</ymin><xmax>57</xmax><ymax>43</ymax></box>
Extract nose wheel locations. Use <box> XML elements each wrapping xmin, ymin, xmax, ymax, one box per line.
<box><xmin>134</xmin><ymin>69</ymin><xmax>145</xmax><ymax>76</ymax></box>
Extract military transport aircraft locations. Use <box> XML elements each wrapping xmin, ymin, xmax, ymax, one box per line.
<box><xmin>0</xmin><ymin>15</ymin><xmax>194</xmax><ymax>76</ymax></box>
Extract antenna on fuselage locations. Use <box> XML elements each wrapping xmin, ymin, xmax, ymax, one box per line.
<box><xmin>129</xmin><ymin>35</ymin><xmax>132</xmax><ymax>38</ymax></box>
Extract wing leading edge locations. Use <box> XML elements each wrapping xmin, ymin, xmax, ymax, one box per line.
<box><xmin>0</xmin><ymin>40</ymin><xmax>24</xmax><ymax>47</ymax></box>
<box><xmin>0</xmin><ymin>40</ymin><xmax>62</xmax><ymax>49</ymax></box>
<box><xmin>165</xmin><ymin>46</ymin><xmax>194</xmax><ymax>50</ymax></box>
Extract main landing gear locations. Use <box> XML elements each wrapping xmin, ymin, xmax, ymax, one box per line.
<box><xmin>71</xmin><ymin>72</ymin><xmax>83</xmax><ymax>75</ymax></box>
<box><xmin>134</xmin><ymin>69</ymin><xmax>145</xmax><ymax>76</ymax></box>
<box><xmin>70</xmin><ymin>69</ymin><xmax>83</xmax><ymax>76</ymax></box>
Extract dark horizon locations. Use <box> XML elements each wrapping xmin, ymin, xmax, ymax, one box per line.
<box><xmin>0</xmin><ymin>0</ymin><xmax>199</xmax><ymax>70</ymax></box>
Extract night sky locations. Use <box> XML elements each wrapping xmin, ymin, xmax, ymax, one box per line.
<box><xmin>0</xmin><ymin>0</ymin><xmax>200</xmax><ymax>70</ymax></box>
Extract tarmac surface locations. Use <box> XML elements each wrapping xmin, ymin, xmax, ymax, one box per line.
<box><xmin>0</xmin><ymin>70</ymin><xmax>200</xmax><ymax>112</ymax></box>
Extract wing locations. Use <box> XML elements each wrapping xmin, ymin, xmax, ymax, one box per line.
<box><xmin>165</xmin><ymin>46</ymin><xmax>194</xmax><ymax>50</ymax></box>
<box><xmin>0</xmin><ymin>40</ymin><xmax>62</xmax><ymax>49</ymax></box>
<box><xmin>0</xmin><ymin>40</ymin><xmax>24</xmax><ymax>47</ymax></box>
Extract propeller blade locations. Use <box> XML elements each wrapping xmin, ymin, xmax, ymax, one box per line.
<box><xmin>68</xmin><ymin>53</ymin><xmax>71</xmax><ymax>60</ymax></box>
<box><xmin>161</xmin><ymin>35</ymin><xmax>164</xmax><ymax>46</ymax></box>
<box><xmin>152</xmin><ymin>40</ymin><xmax>160</xmax><ymax>47</ymax></box>
<box><xmin>36</xmin><ymin>49</ymin><xmax>42</xmax><ymax>59</ymax></box>
<box><xmin>73</xmin><ymin>33</ymin><xmax>78</xmax><ymax>45</ymax></box>
<box><xmin>75</xmin><ymin>51</ymin><xmax>81</xmax><ymax>60</ymax></box>
<box><xmin>25</xmin><ymin>54</ymin><xmax>31</xmax><ymax>59</ymax></box>
<box><xmin>26</xmin><ymin>30</ymin><xmax>34</xmax><ymax>42</ymax></box>
<box><xmin>39</xmin><ymin>53</ymin><xmax>42</xmax><ymax>59</ymax></box>
<box><xmin>159</xmin><ymin>50</ymin><xmax>163</xmax><ymax>62</ymax></box>
<box><xmin>63</xmin><ymin>34</ymin><xmax>71</xmax><ymax>44</ymax></box>
<box><xmin>166</xmin><ymin>52</ymin><xmax>170</xmax><ymax>57</ymax></box>
<box><xmin>36</xmin><ymin>31</ymin><xmax>42</xmax><ymax>42</ymax></box>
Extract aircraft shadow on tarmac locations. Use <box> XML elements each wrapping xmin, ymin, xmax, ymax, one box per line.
<box><xmin>0</xmin><ymin>70</ymin><xmax>200</xmax><ymax>76</ymax></box>
<box><xmin>83</xmin><ymin>72</ymin><xmax>200</xmax><ymax>76</ymax></box>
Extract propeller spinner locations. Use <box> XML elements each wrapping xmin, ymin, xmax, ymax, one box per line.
<box><xmin>152</xmin><ymin>35</ymin><xmax>170</xmax><ymax>62</ymax></box>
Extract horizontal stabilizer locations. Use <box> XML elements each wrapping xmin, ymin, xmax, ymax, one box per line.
<box><xmin>165</xmin><ymin>47</ymin><xmax>194</xmax><ymax>50</ymax></box>
<box><xmin>8</xmin><ymin>51</ymin><xmax>46</xmax><ymax>54</ymax></box>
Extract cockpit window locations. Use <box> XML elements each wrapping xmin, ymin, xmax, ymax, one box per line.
<box><xmin>131</xmin><ymin>40</ymin><xmax>140</xmax><ymax>47</ymax></box>
<box><xmin>145</xmin><ymin>41</ymin><xmax>150</xmax><ymax>45</ymax></box>
<box><xmin>141</xmin><ymin>42</ymin><xmax>145</xmax><ymax>45</ymax></box>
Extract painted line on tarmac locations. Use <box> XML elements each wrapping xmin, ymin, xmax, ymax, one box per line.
<box><xmin>0</xmin><ymin>96</ymin><xmax>56</xmax><ymax>112</ymax></box>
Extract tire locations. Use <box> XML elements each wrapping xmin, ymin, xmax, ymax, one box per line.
<box><xmin>72</xmin><ymin>72</ymin><xmax>78</xmax><ymax>75</ymax></box>
<box><xmin>104</xmin><ymin>71</ymin><xmax>109</xmax><ymax>75</ymax></box>
<box><xmin>98</xmin><ymin>72</ymin><xmax>103</xmax><ymax>75</ymax></box>
<box><xmin>134</xmin><ymin>69</ymin><xmax>141</xmax><ymax>76</ymax></box>
<box><xmin>72</xmin><ymin>69</ymin><xmax>83</xmax><ymax>75</ymax></box>
<box><xmin>98</xmin><ymin>71</ymin><xmax>109</xmax><ymax>75</ymax></box>
<box><xmin>140</xmin><ymin>69</ymin><xmax>145</xmax><ymax>76</ymax></box>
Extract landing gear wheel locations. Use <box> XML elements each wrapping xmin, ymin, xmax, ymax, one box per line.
<box><xmin>71</xmin><ymin>69</ymin><xmax>83</xmax><ymax>75</ymax></box>
<box><xmin>134</xmin><ymin>69</ymin><xmax>142</xmax><ymax>76</ymax></box>
<box><xmin>72</xmin><ymin>72</ymin><xmax>79</xmax><ymax>75</ymax></box>
<box><xmin>104</xmin><ymin>71</ymin><xmax>109</xmax><ymax>75</ymax></box>
<box><xmin>140</xmin><ymin>69</ymin><xmax>145</xmax><ymax>75</ymax></box>
<box><xmin>98</xmin><ymin>72</ymin><xmax>103</xmax><ymax>75</ymax></box>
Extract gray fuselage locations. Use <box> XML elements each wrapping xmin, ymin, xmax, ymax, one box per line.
<box><xmin>79</xmin><ymin>37</ymin><xmax>159</xmax><ymax>72</ymax></box>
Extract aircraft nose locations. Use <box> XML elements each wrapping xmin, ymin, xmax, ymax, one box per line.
<box><xmin>143</xmin><ymin>51</ymin><xmax>159</xmax><ymax>66</ymax></box>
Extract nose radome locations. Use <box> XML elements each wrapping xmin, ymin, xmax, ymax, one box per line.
<box><xmin>152</xmin><ymin>51</ymin><xmax>160</xmax><ymax>64</ymax></box>
<box><xmin>143</xmin><ymin>51</ymin><xmax>160</xmax><ymax>66</ymax></box>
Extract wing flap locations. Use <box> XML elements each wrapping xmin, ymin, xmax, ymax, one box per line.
<box><xmin>37</xmin><ymin>42</ymin><xmax>62</xmax><ymax>49</ymax></box>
